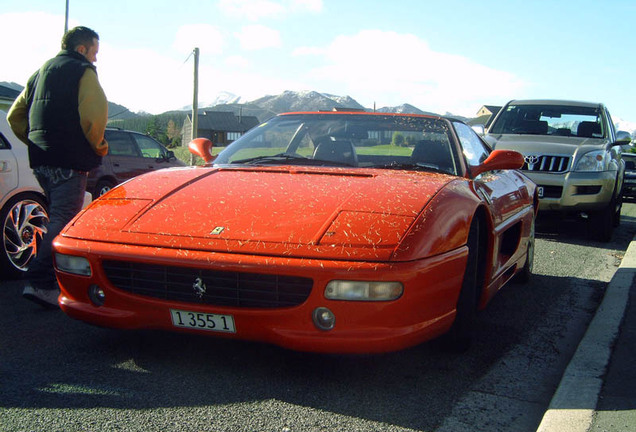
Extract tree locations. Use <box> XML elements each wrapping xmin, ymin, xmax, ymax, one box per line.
<box><xmin>392</xmin><ymin>132</ymin><xmax>405</xmax><ymax>147</ymax></box>
<box><xmin>145</xmin><ymin>116</ymin><xmax>161</xmax><ymax>139</ymax></box>
<box><xmin>166</xmin><ymin>119</ymin><xmax>182</xmax><ymax>148</ymax></box>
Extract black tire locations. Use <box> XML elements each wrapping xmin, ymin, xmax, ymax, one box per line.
<box><xmin>0</xmin><ymin>193</ymin><xmax>49</xmax><ymax>279</ymax></box>
<box><xmin>95</xmin><ymin>180</ymin><xmax>116</xmax><ymax>197</ymax></box>
<box><xmin>443</xmin><ymin>218</ymin><xmax>482</xmax><ymax>352</ymax></box>
<box><xmin>591</xmin><ymin>196</ymin><xmax>616</xmax><ymax>242</ymax></box>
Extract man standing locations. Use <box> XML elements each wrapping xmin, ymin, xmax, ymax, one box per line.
<box><xmin>7</xmin><ymin>26</ymin><xmax>108</xmax><ymax>309</ymax></box>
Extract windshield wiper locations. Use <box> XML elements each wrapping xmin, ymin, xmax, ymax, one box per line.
<box><xmin>230</xmin><ymin>153</ymin><xmax>355</xmax><ymax>167</ymax></box>
<box><xmin>230</xmin><ymin>153</ymin><xmax>310</xmax><ymax>165</ymax></box>
<box><xmin>371</xmin><ymin>162</ymin><xmax>447</xmax><ymax>173</ymax></box>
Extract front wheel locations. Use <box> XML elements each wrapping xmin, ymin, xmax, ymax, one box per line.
<box><xmin>591</xmin><ymin>196</ymin><xmax>616</xmax><ymax>242</ymax></box>
<box><xmin>443</xmin><ymin>218</ymin><xmax>482</xmax><ymax>351</ymax></box>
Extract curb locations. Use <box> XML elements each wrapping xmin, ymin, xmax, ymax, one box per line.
<box><xmin>536</xmin><ymin>235</ymin><xmax>636</xmax><ymax>432</ymax></box>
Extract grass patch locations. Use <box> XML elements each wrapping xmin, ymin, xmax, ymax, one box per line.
<box><xmin>173</xmin><ymin>145</ymin><xmax>225</xmax><ymax>166</ymax></box>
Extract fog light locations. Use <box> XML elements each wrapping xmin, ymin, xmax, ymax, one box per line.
<box><xmin>313</xmin><ymin>307</ymin><xmax>335</xmax><ymax>331</ymax></box>
<box><xmin>88</xmin><ymin>284</ymin><xmax>105</xmax><ymax>306</ymax></box>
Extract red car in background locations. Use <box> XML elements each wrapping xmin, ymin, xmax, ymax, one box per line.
<box><xmin>53</xmin><ymin>111</ymin><xmax>537</xmax><ymax>354</ymax></box>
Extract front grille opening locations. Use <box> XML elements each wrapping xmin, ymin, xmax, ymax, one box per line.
<box><xmin>102</xmin><ymin>260</ymin><xmax>313</xmax><ymax>309</ymax></box>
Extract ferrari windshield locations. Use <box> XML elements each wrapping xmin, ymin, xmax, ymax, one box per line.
<box><xmin>213</xmin><ymin>113</ymin><xmax>458</xmax><ymax>175</ymax></box>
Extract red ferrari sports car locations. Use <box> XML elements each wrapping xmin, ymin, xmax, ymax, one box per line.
<box><xmin>53</xmin><ymin>112</ymin><xmax>537</xmax><ymax>353</ymax></box>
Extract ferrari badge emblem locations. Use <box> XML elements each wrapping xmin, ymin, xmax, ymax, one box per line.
<box><xmin>193</xmin><ymin>277</ymin><xmax>207</xmax><ymax>299</ymax></box>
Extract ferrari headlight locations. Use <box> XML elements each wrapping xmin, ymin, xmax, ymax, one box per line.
<box><xmin>575</xmin><ymin>150</ymin><xmax>610</xmax><ymax>172</ymax></box>
<box><xmin>55</xmin><ymin>253</ymin><xmax>92</xmax><ymax>276</ymax></box>
<box><xmin>324</xmin><ymin>280</ymin><xmax>403</xmax><ymax>301</ymax></box>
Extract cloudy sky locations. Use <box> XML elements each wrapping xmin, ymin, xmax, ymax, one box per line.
<box><xmin>2</xmin><ymin>0</ymin><xmax>635</xmax><ymax>125</ymax></box>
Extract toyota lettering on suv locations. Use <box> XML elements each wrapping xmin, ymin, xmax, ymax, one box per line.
<box><xmin>483</xmin><ymin>99</ymin><xmax>631</xmax><ymax>241</ymax></box>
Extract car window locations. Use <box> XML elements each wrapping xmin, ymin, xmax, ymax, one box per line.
<box><xmin>454</xmin><ymin>122</ymin><xmax>490</xmax><ymax>166</ymax></box>
<box><xmin>212</xmin><ymin>114</ymin><xmax>458</xmax><ymax>174</ymax></box>
<box><xmin>0</xmin><ymin>133</ymin><xmax>10</xmax><ymax>150</ymax></box>
<box><xmin>133</xmin><ymin>135</ymin><xmax>166</xmax><ymax>159</ymax></box>
<box><xmin>105</xmin><ymin>131</ymin><xmax>140</xmax><ymax>157</ymax></box>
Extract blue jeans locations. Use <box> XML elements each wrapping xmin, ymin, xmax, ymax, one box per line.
<box><xmin>29</xmin><ymin>166</ymin><xmax>88</xmax><ymax>291</ymax></box>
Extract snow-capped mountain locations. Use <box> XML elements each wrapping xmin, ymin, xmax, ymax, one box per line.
<box><xmin>250</xmin><ymin>90</ymin><xmax>366</xmax><ymax>113</ymax></box>
<box><xmin>182</xmin><ymin>91</ymin><xmax>245</xmax><ymax>111</ymax></box>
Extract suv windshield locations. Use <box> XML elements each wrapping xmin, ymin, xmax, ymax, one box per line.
<box><xmin>489</xmin><ymin>104</ymin><xmax>604</xmax><ymax>138</ymax></box>
<box><xmin>213</xmin><ymin>114</ymin><xmax>458</xmax><ymax>175</ymax></box>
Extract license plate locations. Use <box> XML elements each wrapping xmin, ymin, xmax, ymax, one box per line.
<box><xmin>170</xmin><ymin>309</ymin><xmax>236</xmax><ymax>333</ymax></box>
<box><xmin>537</xmin><ymin>186</ymin><xmax>544</xmax><ymax>198</ymax></box>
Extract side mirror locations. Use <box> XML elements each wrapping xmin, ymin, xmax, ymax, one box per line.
<box><xmin>470</xmin><ymin>149</ymin><xmax>524</xmax><ymax>178</ymax></box>
<box><xmin>164</xmin><ymin>150</ymin><xmax>177</xmax><ymax>162</ymax></box>
<box><xmin>188</xmin><ymin>138</ymin><xmax>216</xmax><ymax>163</ymax></box>
<box><xmin>613</xmin><ymin>131</ymin><xmax>633</xmax><ymax>146</ymax></box>
<box><xmin>471</xmin><ymin>124</ymin><xmax>486</xmax><ymax>137</ymax></box>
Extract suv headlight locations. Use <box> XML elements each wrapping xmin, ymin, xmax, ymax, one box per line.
<box><xmin>575</xmin><ymin>150</ymin><xmax>610</xmax><ymax>172</ymax></box>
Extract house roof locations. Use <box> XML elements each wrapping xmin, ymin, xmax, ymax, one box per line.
<box><xmin>480</xmin><ymin>105</ymin><xmax>502</xmax><ymax>115</ymax></box>
<box><xmin>0</xmin><ymin>84</ymin><xmax>20</xmax><ymax>99</ymax></box>
<box><xmin>192</xmin><ymin>111</ymin><xmax>260</xmax><ymax>132</ymax></box>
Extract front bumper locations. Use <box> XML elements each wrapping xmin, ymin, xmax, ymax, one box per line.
<box><xmin>523</xmin><ymin>170</ymin><xmax>617</xmax><ymax>212</ymax></box>
<box><xmin>54</xmin><ymin>238</ymin><xmax>468</xmax><ymax>354</ymax></box>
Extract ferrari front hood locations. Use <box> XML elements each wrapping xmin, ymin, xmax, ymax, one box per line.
<box><xmin>66</xmin><ymin>166</ymin><xmax>455</xmax><ymax>260</ymax></box>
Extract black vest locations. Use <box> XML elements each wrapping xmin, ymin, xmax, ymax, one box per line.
<box><xmin>25</xmin><ymin>50</ymin><xmax>102</xmax><ymax>171</ymax></box>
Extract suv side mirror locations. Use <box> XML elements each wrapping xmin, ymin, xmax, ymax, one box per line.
<box><xmin>471</xmin><ymin>124</ymin><xmax>486</xmax><ymax>137</ymax></box>
<box><xmin>165</xmin><ymin>150</ymin><xmax>176</xmax><ymax>161</ymax></box>
<box><xmin>614</xmin><ymin>131</ymin><xmax>633</xmax><ymax>146</ymax></box>
<box><xmin>470</xmin><ymin>149</ymin><xmax>524</xmax><ymax>178</ymax></box>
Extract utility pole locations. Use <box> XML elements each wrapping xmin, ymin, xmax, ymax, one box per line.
<box><xmin>64</xmin><ymin>0</ymin><xmax>69</xmax><ymax>34</ymax></box>
<box><xmin>190</xmin><ymin>47</ymin><xmax>199</xmax><ymax>165</ymax></box>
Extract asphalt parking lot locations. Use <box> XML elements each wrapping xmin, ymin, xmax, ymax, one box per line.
<box><xmin>1</xmin><ymin>205</ymin><xmax>635</xmax><ymax>432</ymax></box>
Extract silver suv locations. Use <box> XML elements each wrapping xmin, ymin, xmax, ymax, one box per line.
<box><xmin>483</xmin><ymin>99</ymin><xmax>631</xmax><ymax>241</ymax></box>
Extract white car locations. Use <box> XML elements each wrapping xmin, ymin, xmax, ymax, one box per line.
<box><xmin>0</xmin><ymin>111</ymin><xmax>49</xmax><ymax>278</ymax></box>
<box><xmin>1</xmin><ymin>112</ymin><xmax>92</xmax><ymax>278</ymax></box>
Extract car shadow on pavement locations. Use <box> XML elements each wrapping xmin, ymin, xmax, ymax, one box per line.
<box><xmin>535</xmin><ymin>203</ymin><xmax>636</xmax><ymax>250</ymax></box>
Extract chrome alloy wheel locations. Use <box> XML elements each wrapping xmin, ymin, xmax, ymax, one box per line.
<box><xmin>2</xmin><ymin>198</ymin><xmax>49</xmax><ymax>272</ymax></box>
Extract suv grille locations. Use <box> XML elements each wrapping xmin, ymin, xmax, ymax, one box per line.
<box><xmin>522</xmin><ymin>155</ymin><xmax>570</xmax><ymax>173</ymax></box>
<box><xmin>102</xmin><ymin>260</ymin><xmax>313</xmax><ymax>308</ymax></box>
